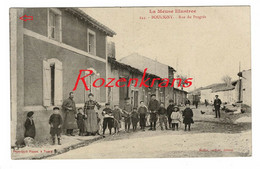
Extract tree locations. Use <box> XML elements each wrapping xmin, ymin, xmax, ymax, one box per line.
<box><xmin>222</xmin><ymin>75</ymin><xmax>232</xmax><ymax>85</ymax></box>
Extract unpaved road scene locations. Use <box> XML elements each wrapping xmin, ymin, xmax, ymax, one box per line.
<box><xmin>48</xmin><ymin>105</ymin><xmax>251</xmax><ymax>159</ymax></box>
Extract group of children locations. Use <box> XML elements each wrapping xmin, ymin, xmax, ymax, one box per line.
<box><xmin>24</xmin><ymin>100</ymin><xmax>194</xmax><ymax>146</ymax></box>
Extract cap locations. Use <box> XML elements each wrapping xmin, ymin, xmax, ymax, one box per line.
<box><xmin>53</xmin><ymin>107</ymin><xmax>60</xmax><ymax>110</ymax></box>
<box><xmin>88</xmin><ymin>93</ymin><xmax>94</xmax><ymax>97</ymax></box>
<box><xmin>27</xmin><ymin>111</ymin><xmax>34</xmax><ymax>117</ymax></box>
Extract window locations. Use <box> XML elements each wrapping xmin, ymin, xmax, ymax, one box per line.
<box><xmin>48</xmin><ymin>8</ymin><xmax>62</xmax><ymax>42</ymax></box>
<box><xmin>43</xmin><ymin>59</ymin><xmax>63</xmax><ymax>106</ymax></box>
<box><xmin>87</xmin><ymin>29</ymin><xmax>96</xmax><ymax>55</ymax></box>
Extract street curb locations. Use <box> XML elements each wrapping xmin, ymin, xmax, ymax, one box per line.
<box><xmin>13</xmin><ymin>136</ymin><xmax>103</xmax><ymax>160</ymax></box>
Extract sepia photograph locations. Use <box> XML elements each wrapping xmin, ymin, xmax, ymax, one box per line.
<box><xmin>9</xmin><ymin>6</ymin><xmax>251</xmax><ymax>160</ymax></box>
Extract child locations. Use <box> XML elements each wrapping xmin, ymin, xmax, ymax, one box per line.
<box><xmin>158</xmin><ymin>103</ymin><xmax>168</xmax><ymax>130</ymax></box>
<box><xmin>138</xmin><ymin>101</ymin><xmax>148</xmax><ymax>131</ymax></box>
<box><xmin>131</xmin><ymin>107</ymin><xmax>139</xmax><ymax>132</ymax></box>
<box><xmin>182</xmin><ymin>103</ymin><xmax>194</xmax><ymax>131</ymax></box>
<box><xmin>24</xmin><ymin>111</ymin><xmax>36</xmax><ymax>140</ymax></box>
<box><xmin>49</xmin><ymin>107</ymin><xmax>63</xmax><ymax>145</ymax></box>
<box><xmin>123</xmin><ymin>97</ymin><xmax>133</xmax><ymax>132</ymax></box>
<box><xmin>122</xmin><ymin>110</ymin><xmax>131</xmax><ymax>132</ymax></box>
<box><xmin>102</xmin><ymin>103</ymin><xmax>114</xmax><ymax>136</ymax></box>
<box><xmin>170</xmin><ymin>106</ymin><xmax>182</xmax><ymax>131</ymax></box>
<box><xmin>112</xmin><ymin>105</ymin><xmax>122</xmax><ymax>134</ymax></box>
<box><xmin>75</xmin><ymin>108</ymin><xmax>86</xmax><ymax>136</ymax></box>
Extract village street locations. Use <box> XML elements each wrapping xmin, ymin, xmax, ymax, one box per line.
<box><xmin>48</xmin><ymin>105</ymin><xmax>251</xmax><ymax>159</ymax></box>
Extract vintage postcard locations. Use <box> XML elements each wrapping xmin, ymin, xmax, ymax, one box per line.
<box><xmin>10</xmin><ymin>6</ymin><xmax>251</xmax><ymax>159</ymax></box>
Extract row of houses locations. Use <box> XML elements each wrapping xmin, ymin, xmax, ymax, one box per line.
<box><xmin>188</xmin><ymin>69</ymin><xmax>251</xmax><ymax>106</ymax></box>
<box><xmin>10</xmin><ymin>8</ymin><xmax>188</xmax><ymax>145</ymax></box>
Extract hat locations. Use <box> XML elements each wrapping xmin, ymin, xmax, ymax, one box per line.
<box><xmin>27</xmin><ymin>111</ymin><xmax>34</xmax><ymax>117</ymax></box>
<box><xmin>151</xmin><ymin>94</ymin><xmax>156</xmax><ymax>97</ymax></box>
<box><xmin>78</xmin><ymin>107</ymin><xmax>83</xmax><ymax>111</ymax></box>
<box><xmin>169</xmin><ymin>99</ymin><xmax>174</xmax><ymax>103</ymax></box>
<box><xmin>173</xmin><ymin>106</ymin><xmax>180</xmax><ymax>111</ymax></box>
<box><xmin>215</xmin><ymin>95</ymin><xmax>219</xmax><ymax>97</ymax></box>
<box><xmin>53</xmin><ymin>107</ymin><xmax>60</xmax><ymax>110</ymax></box>
<box><xmin>105</xmin><ymin>103</ymin><xmax>110</xmax><ymax>106</ymax></box>
<box><xmin>124</xmin><ymin>97</ymin><xmax>130</xmax><ymax>100</ymax></box>
<box><xmin>88</xmin><ymin>93</ymin><xmax>94</xmax><ymax>97</ymax></box>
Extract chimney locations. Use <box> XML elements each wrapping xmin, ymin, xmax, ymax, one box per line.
<box><xmin>107</xmin><ymin>41</ymin><xmax>116</xmax><ymax>59</ymax></box>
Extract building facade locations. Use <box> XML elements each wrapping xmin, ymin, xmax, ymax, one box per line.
<box><xmin>10</xmin><ymin>8</ymin><xmax>116</xmax><ymax>145</ymax></box>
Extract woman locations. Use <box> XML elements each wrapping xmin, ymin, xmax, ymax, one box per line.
<box><xmin>84</xmin><ymin>93</ymin><xmax>101</xmax><ymax>136</ymax></box>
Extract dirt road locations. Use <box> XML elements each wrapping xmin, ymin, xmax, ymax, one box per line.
<box><xmin>48</xmin><ymin>105</ymin><xmax>251</xmax><ymax>159</ymax></box>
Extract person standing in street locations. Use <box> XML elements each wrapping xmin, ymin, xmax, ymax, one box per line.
<box><xmin>131</xmin><ymin>107</ymin><xmax>139</xmax><ymax>132</ymax></box>
<box><xmin>112</xmin><ymin>104</ymin><xmax>122</xmax><ymax>134</ymax></box>
<box><xmin>214</xmin><ymin>95</ymin><xmax>222</xmax><ymax>118</ymax></box>
<box><xmin>166</xmin><ymin>99</ymin><xmax>175</xmax><ymax>129</ymax></box>
<box><xmin>148</xmin><ymin>94</ymin><xmax>160</xmax><ymax>131</ymax></box>
<box><xmin>49</xmin><ymin>107</ymin><xmax>63</xmax><ymax>145</ymax></box>
<box><xmin>170</xmin><ymin>106</ymin><xmax>182</xmax><ymax>131</ymax></box>
<box><xmin>158</xmin><ymin>102</ymin><xmax>168</xmax><ymax>130</ymax></box>
<box><xmin>122</xmin><ymin>97</ymin><xmax>133</xmax><ymax>132</ymax></box>
<box><xmin>182</xmin><ymin>103</ymin><xmax>194</xmax><ymax>131</ymax></box>
<box><xmin>62</xmin><ymin>92</ymin><xmax>77</xmax><ymax>136</ymax></box>
<box><xmin>102</xmin><ymin>103</ymin><xmax>114</xmax><ymax>136</ymax></box>
<box><xmin>84</xmin><ymin>93</ymin><xmax>101</xmax><ymax>136</ymax></box>
<box><xmin>138</xmin><ymin>101</ymin><xmax>148</xmax><ymax>131</ymax></box>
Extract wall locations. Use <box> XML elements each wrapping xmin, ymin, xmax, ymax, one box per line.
<box><xmin>61</xmin><ymin>9</ymin><xmax>107</xmax><ymax>59</ymax></box>
<box><xmin>242</xmin><ymin>70</ymin><xmax>251</xmax><ymax>106</ymax></box>
<box><xmin>23</xmin><ymin>35</ymin><xmax>106</xmax><ymax>106</ymax></box>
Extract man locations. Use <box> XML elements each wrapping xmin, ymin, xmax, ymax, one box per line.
<box><xmin>148</xmin><ymin>94</ymin><xmax>160</xmax><ymax>131</ymax></box>
<box><xmin>122</xmin><ymin>97</ymin><xmax>133</xmax><ymax>132</ymax></box>
<box><xmin>158</xmin><ymin>102</ymin><xmax>168</xmax><ymax>130</ymax></box>
<box><xmin>166</xmin><ymin>99</ymin><xmax>175</xmax><ymax>129</ymax></box>
<box><xmin>214</xmin><ymin>95</ymin><xmax>222</xmax><ymax>118</ymax></box>
<box><xmin>62</xmin><ymin>92</ymin><xmax>77</xmax><ymax>136</ymax></box>
<box><xmin>138</xmin><ymin>101</ymin><xmax>148</xmax><ymax>131</ymax></box>
<box><xmin>102</xmin><ymin>103</ymin><xmax>114</xmax><ymax>136</ymax></box>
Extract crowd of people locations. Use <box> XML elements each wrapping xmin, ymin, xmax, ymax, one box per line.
<box><xmin>23</xmin><ymin>92</ymin><xmax>197</xmax><ymax>146</ymax></box>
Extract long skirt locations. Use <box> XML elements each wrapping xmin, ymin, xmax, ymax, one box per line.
<box><xmin>85</xmin><ymin>109</ymin><xmax>99</xmax><ymax>133</ymax></box>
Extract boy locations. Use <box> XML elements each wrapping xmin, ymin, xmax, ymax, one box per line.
<box><xmin>158</xmin><ymin>102</ymin><xmax>168</xmax><ymax>130</ymax></box>
<box><xmin>102</xmin><ymin>103</ymin><xmax>114</xmax><ymax>136</ymax></box>
<box><xmin>123</xmin><ymin>97</ymin><xmax>133</xmax><ymax>132</ymax></box>
<box><xmin>182</xmin><ymin>103</ymin><xmax>194</xmax><ymax>131</ymax></box>
<box><xmin>148</xmin><ymin>94</ymin><xmax>160</xmax><ymax>131</ymax></box>
<box><xmin>112</xmin><ymin>104</ymin><xmax>122</xmax><ymax>134</ymax></box>
<box><xmin>75</xmin><ymin>108</ymin><xmax>86</xmax><ymax>136</ymax></box>
<box><xmin>138</xmin><ymin>101</ymin><xmax>148</xmax><ymax>131</ymax></box>
<box><xmin>131</xmin><ymin>107</ymin><xmax>139</xmax><ymax>132</ymax></box>
<box><xmin>49</xmin><ymin>107</ymin><xmax>63</xmax><ymax>145</ymax></box>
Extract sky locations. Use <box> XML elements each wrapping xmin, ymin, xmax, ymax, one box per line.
<box><xmin>81</xmin><ymin>7</ymin><xmax>251</xmax><ymax>91</ymax></box>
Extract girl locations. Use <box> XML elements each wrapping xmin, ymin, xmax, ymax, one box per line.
<box><xmin>170</xmin><ymin>106</ymin><xmax>182</xmax><ymax>131</ymax></box>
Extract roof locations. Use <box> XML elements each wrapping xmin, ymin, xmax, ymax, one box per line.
<box><xmin>190</xmin><ymin>81</ymin><xmax>236</xmax><ymax>94</ymax></box>
<box><xmin>108</xmin><ymin>57</ymin><xmax>143</xmax><ymax>75</ymax></box>
<box><xmin>119</xmin><ymin>53</ymin><xmax>175</xmax><ymax>79</ymax></box>
<box><xmin>65</xmin><ymin>8</ymin><xmax>116</xmax><ymax>37</ymax></box>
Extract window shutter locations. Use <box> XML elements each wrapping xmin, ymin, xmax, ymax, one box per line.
<box><xmin>43</xmin><ymin>60</ymin><xmax>51</xmax><ymax>106</ymax></box>
<box><xmin>54</xmin><ymin>60</ymin><xmax>63</xmax><ymax>106</ymax></box>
